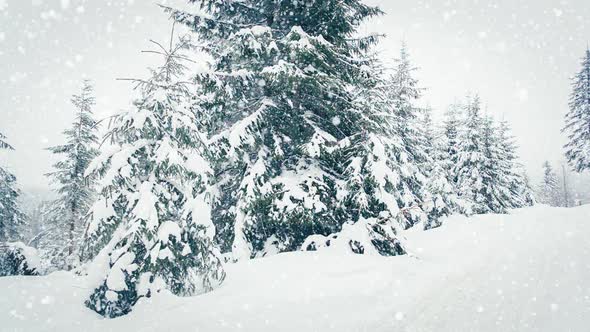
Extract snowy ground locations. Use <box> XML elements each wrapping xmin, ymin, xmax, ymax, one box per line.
<box><xmin>1</xmin><ymin>205</ymin><xmax>590</xmax><ymax>332</ymax></box>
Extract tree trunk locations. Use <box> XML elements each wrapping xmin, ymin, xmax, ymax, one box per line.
<box><xmin>68</xmin><ymin>207</ymin><xmax>75</xmax><ymax>270</ymax></box>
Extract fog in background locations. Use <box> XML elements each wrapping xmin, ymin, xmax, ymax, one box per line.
<box><xmin>1</xmin><ymin>0</ymin><xmax>589</xmax><ymax>198</ymax></box>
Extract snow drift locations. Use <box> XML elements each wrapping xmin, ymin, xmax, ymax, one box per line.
<box><xmin>1</xmin><ymin>204</ymin><xmax>589</xmax><ymax>331</ymax></box>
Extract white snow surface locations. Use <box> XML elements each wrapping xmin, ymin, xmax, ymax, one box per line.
<box><xmin>1</xmin><ymin>205</ymin><xmax>590</xmax><ymax>331</ymax></box>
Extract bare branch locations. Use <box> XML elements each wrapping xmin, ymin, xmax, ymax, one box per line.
<box><xmin>169</xmin><ymin>21</ymin><xmax>176</xmax><ymax>52</ymax></box>
<box><xmin>149</xmin><ymin>39</ymin><xmax>169</xmax><ymax>55</ymax></box>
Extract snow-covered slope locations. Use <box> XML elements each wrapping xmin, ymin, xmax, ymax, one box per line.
<box><xmin>1</xmin><ymin>205</ymin><xmax>589</xmax><ymax>332</ymax></box>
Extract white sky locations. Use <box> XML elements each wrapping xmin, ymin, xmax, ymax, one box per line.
<box><xmin>0</xmin><ymin>0</ymin><xmax>589</xmax><ymax>193</ymax></box>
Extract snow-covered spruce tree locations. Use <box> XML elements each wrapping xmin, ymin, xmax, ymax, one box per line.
<box><xmin>539</xmin><ymin>161</ymin><xmax>563</xmax><ymax>207</ymax></box>
<box><xmin>497</xmin><ymin>120</ymin><xmax>535</xmax><ymax>208</ymax></box>
<box><xmin>41</xmin><ymin>81</ymin><xmax>99</xmax><ymax>270</ymax></box>
<box><xmin>443</xmin><ymin>103</ymin><xmax>464</xmax><ymax>169</ymax></box>
<box><xmin>389</xmin><ymin>44</ymin><xmax>430</xmax><ymax>172</ymax></box>
<box><xmin>451</xmin><ymin>103</ymin><xmax>532</xmax><ymax>214</ymax></box>
<box><xmin>467</xmin><ymin>115</ymin><xmax>535</xmax><ymax>214</ymax></box>
<box><xmin>564</xmin><ymin>48</ymin><xmax>590</xmax><ymax>172</ymax></box>
<box><xmin>317</xmin><ymin>59</ymin><xmax>409</xmax><ymax>256</ymax></box>
<box><xmin>83</xmin><ymin>37</ymin><xmax>225</xmax><ymax>318</ymax></box>
<box><xmin>0</xmin><ymin>133</ymin><xmax>36</xmax><ymax>276</ymax></box>
<box><xmin>305</xmin><ymin>46</ymin><xmax>436</xmax><ymax>253</ymax></box>
<box><xmin>478</xmin><ymin>115</ymin><xmax>513</xmax><ymax>214</ymax></box>
<box><xmin>0</xmin><ymin>132</ymin><xmax>26</xmax><ymax>242</ymax></box>
<box><xmin>166</xmin><ymin>1</ymin><xmax>394</xmax><ymax>258</ymax></box>
<box><xmin>453</xmin><ymin>96</ymin><xmax>489</xmax><ymax>213</ymax></box>
<box><xmin>521</xmin><ymin>173</ymin><xmax>537</xmax><ymax>206</ymax></box>
<box><xmin>419</xmin><ymin>107</ymin><xmax>469</xmax><ymax>226</ymax></box>
<box><xmin>382</xmin><ymin>45</ymin><xmax>432</xmax><ymax>228</ymax></box>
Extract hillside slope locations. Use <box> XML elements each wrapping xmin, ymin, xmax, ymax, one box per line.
<box><xmin>1</xmin><ymin>205</ymin><xmax>589</xmax><ymax>331</ymax></box>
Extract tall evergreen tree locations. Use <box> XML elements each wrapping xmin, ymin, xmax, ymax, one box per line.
<box><xmin>497</xmin><ymin>120</ymin><xmax>535</xmax><ymax>208</ymax></box>
<box><xmin>322</xmin><ymin>59</ymin><xmax>410</xmax><ymax>256</ymax></box>
<box><xmin>42</xmin><ymin>81</ymin><xmax>99</xmax><ymax>270</ymax></box>
<box><xmin>389</xmin><ymin>44</ymin><xmax>429</xmax><ymax>171</ymax></box>
<box><xmin>443</xmin><ymin>103</ymin><xmax>463</xmax><ymax>167</ymax></box>
<box><xmin>452</xmin><ymin>100</ymin><xmax>533</xmax><ymax>214</ymax></box>
<box><xmin>383</xmin><ymin>45</ymin><xmax>431</xmax><ymax>228</ymax></box>
<box><xmin>0</xmin><ymin>132</ymin><xmax>26</xmax><ymax>242</ymax></box>
<box><xmin>453</xmin><ymin>96</ymin><xmax>488</xmax><ymax>213</ymax></box>
<box><xmin>564</xmin><ymin>48</ymin><xmax>590</xmax><ymax>172</ymax></box>
<box><xmin>83</xmin><ymin>36</ymin><xmax>225</xmax><ymax>318</ymax></box>
<box><xmin>478</xmin><ymin>115</ymin><xmax>513</xmax><ymax>213</ymax></box>
<box><xmin>420</xmin><ymin>107</ymin><xmax>469</xmax><ymax>226</ymax></box>
<box><xmin>166</xmin><ymin>0</ymin><xmax>390</xmax><ymax>259</ymax></box>
<box><xmin>539</xmin><ymin>161</ymin><xmax>563</xmax><ymax>207</ymax></box>
<box><xmin>304</xmin><ymin>45</ymin><xmax>436</xmax><ymax>253</ymax></box>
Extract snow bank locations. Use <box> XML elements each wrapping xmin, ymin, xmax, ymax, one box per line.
<box><xmin>1</xmin><ymin>205</ymin><xmax>589</xmax><ymax>331</ymax></box>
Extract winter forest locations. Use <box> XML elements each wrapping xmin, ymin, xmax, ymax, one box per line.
<box><xmin>1</xmin><ymin>0</ymin><xmax>590</xmax><ymax>331</ymax></box>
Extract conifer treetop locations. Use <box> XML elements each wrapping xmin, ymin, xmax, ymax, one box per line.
<box><xmin>165</xmin><ymin>0</ymin><xmax>383</xmax><ymax>47</ymax></box>
<box><xmin>563</xmin><ymin>48</ymin><xmax>590</xmax><ymax>172</ymax></box>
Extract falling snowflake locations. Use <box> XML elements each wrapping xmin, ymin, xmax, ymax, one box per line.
<box><xmin>332</xmin><ymin>116</ymin><xmax>341</xmax><ymax>126</ymax></box>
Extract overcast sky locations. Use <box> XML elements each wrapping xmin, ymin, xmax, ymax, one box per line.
<box><xmin>0</xmin><ymin>0</ymin><xmax>589</xmax><ymax>193</ymax></box>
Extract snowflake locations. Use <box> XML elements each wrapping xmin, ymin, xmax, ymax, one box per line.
<box><xmin>332</xmin><ymin>116</ymin><xmax>341</xmax><ymax>126</ymax></box>
<box><xmin>60</xmin><ymin>0</ymin><xmax>70</xmax><ymax>10</ymax></box>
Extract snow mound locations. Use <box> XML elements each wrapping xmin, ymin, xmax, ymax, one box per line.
<box><xmin>1</xmin><ymin>205</ymin><xmax>590</xmax><ymax>331</ymax></box>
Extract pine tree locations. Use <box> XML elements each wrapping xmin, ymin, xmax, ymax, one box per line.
<box><xmin>521</xmin><ymin>173</ymin><xmax>537</xmax><ymax>206</ymax></box>
<box><xmin>453</xmin><ymin>96</ymin><xmax>488</xmax><ymax>213</ymax></box>
<box><xmin>389</xmin><ymin>44</ymin><xmax>430</xmax><ymax>169</ymax></box>
<box><xmin>564</xmin><ymin>48</ymin><xmax>590</xmax><ymax>172</ymax></box>
<box><xmin>166</xmin><ymin>0</ymin><xmax>388</xmax><ymax>259</ymax></box>
<box><xmin>306</xmin><ymin>45</ymin><xmax>436</xmax><ymax>254</ymax></box>
<box><xmin>443</xmin><ymin>103</ymin><xmax>463</xmax><ymax>167</ymax></box>
<box><xmin>323</xmin><ymin>59</ymin><xmax>408</xmax><ymax>256</ymax></box>
<box><xmin>539</xmin><ymin>161</ymin><xmax>563</xmax><ymax>207</ymax></box>
<box><xmin>420</xmin><ymin>107</ymin><xmax>469</xmax><ymax>226</ymax></box>
<box><xmin>384</xmin><ymin>45</ymin><xmax>431</xmax><ymax>228</ymax></box>
<box><xmin>453</xmin><ymin>103</ymin><xmax>533</xmax><ymax>214</ymax></box>
<box><xmin>0</xmin><ymin>132</ymin><xmax>26</xmax><ymax>242</ymax></box>
<box><xmin>479</xmin><ymin>115</ymin><xmax>512</xmax><ymax>213</ymax></box>
<box><xmin>496</xmin><ymin>120</ymin><xmax>535</xmax><ymax>208</ymax></box>
<box><xmin>83</xmin><ymin>36</ymin><xmax>225</xmax><ymax>318</ymax></box>
<box><xmin>41</xmin><ymin>81</ymin><xmax>99</xmax><ymax>270</ymax></box>
<box><xmin>440</xmin><ymin>104</ymin><xmax>474</xmax><ymax>214</ymax></box>
<box><xmin>457</xmin><ymin>112</ymin><xmax>532</xmax><ymax>214</ymax></box>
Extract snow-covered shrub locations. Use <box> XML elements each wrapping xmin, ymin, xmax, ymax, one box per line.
<box><xmin>302</xmin><ymin>218</ymin><xmax>405</xmax><ymax>256</ymax></box>
<box><xmin>0</xmin><ymin>242</ymin><xmax>40</xmax><ymax>277</ymax></box>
